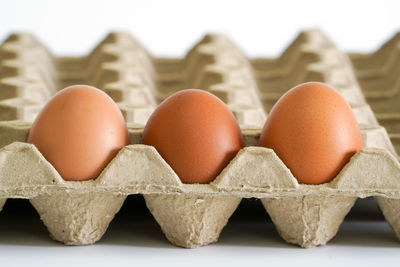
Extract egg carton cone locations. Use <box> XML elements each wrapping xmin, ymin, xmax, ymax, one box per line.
<box><xmin>0</xmin><ymin>29</ymin><xmax>400</xmax><ymax>248</ymax></box>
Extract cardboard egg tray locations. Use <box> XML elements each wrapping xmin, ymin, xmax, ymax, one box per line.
<box><xmin>0</xmin><ymin>29</ymin><xmax>399</xmax><ymax>248</ymax></box>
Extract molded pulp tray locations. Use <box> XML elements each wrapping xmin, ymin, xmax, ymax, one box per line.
<box><xmin>0</xmin><ymin>29</ymin><xmax>399</xmax><ymax>248</ymax></box>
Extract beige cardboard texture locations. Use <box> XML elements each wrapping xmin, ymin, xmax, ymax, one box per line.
<box><xmin>262</xmin><ymin>196</ymin><xmax>357</xmax><ymax>248</ymax></box>
<box><xmin>30</xmin><ymin>192</ymin><xmax>126</xmax><ymax>245</ymax></box>
<box><xmin>0</xmin><ymin>29</ymin><xmax>399</xmax><ymax>248</ymax></box>
<box><xmin>375</xmin><ymin>197</ymin><xmax>400</xmax><ymax>241</ymax></box>
<box><xmin>0</xmin><ymin>198</ymin><xmax>6</xmax><ymax>211</ymax></box>
<box><xmin>144</xmin><ymin>194</ymin><xmax>241</xmax><ymax>248</ymax></box>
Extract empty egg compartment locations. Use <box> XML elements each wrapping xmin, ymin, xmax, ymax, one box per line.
<box><xmin>0</xmin><ymin>30</ymin><xmax>399</xmax><ymax>249</ymax></box>
<box><xmin>349</xmin><ymin>33</ymin><xmax>400</xmax><ymax>242</ymax></box>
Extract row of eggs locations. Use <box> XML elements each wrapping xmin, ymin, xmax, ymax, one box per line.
<box><xmin>27</xmin><ymin>82</ymin><xmax>362</xmax><ymax>185</ymax></box>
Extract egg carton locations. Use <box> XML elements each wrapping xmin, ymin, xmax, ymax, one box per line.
<box><xmin>0</xmin><ymin>29</ymin><xmax>399</xmax><ymax>248</ymax></box>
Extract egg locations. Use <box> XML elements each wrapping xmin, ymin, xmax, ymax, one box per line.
<box><xmin>259</xmin><ymin>82</ymin><xmax>362</xmax><ymax>185</ymax></box>
<box><xmin>27</xmin><ymin>85</ymin><xmax>130</xmax><ymax>181</ymax></box>
<box><xmin>142</xmin><ymin>89</ymin><xmax>244</xmax><ymax>184</ymax></box>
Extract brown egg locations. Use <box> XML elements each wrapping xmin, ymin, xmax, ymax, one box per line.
<box><xmin>259</xmin><ymin>82</ymin><xmax>362</xmax><ymax>185</ymax></box>
<box><xmin>142</xmin><ymin>89</ymin><xmax>244</xmax><ymax>184</ymax></box>
<box><xmin>27</xmin><ymin>85</ymin><xmax>130</xmax><ymax>181</ymax></box>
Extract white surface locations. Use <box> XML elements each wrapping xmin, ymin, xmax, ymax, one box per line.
<box><xmin>1</xmin><ymin>0</ymin><xmax>400</xmax><ymax>57</ymax></box>
<box><xmin>1</xmin><ymin>1</ymin><xmax>400</xmax><ymax>266</ymax></box>
<box><xmin>0</xmin><ymin>222</ymin><xmax>398</xmax><ymax>267</ymax></box>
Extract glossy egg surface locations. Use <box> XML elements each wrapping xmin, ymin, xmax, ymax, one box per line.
<box><xmin>28</xmin><ymin>85</ymin><xmax>130</xmax><ymax>181</ymax></box>
<box><xmin>142</xmin><ymin>89</ymin><xmax>244</xmax><ymax>184</ymax></box>
<box><xmin>259</xmin><ymin>82</ymin><xmax>362</xmax><ymax>185</ymax></box>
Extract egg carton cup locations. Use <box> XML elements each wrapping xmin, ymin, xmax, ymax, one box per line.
<box><xmin>0</xmin><ymin>29</ymin><xmax>399</xmax><ymax>248</ymax></box>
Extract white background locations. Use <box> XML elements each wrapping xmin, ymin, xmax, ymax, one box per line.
<box><xmin>1</xmin><ymin>0</ymin><xmax>400</xmax><ymax>57</ymax></box>
<box><xmin>1</xmin><ymin>0</ymin><xmax>400</xmax><ymax>266</ymax></box>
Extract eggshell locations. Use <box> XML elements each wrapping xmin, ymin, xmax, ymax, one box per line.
<box><xmin>27</xmin><ymin>85</ymin><xmax>130</xmax><ymax>181</ymax></box>
<box><xmin>142</xmin><ymin>89</ymin><xmax>244</xmax><ymax>184</ymax></box>
<box><xmin>259</xmin><ymin>82</ymin><xmax>362</xmax><ymax>185</ymax></box>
